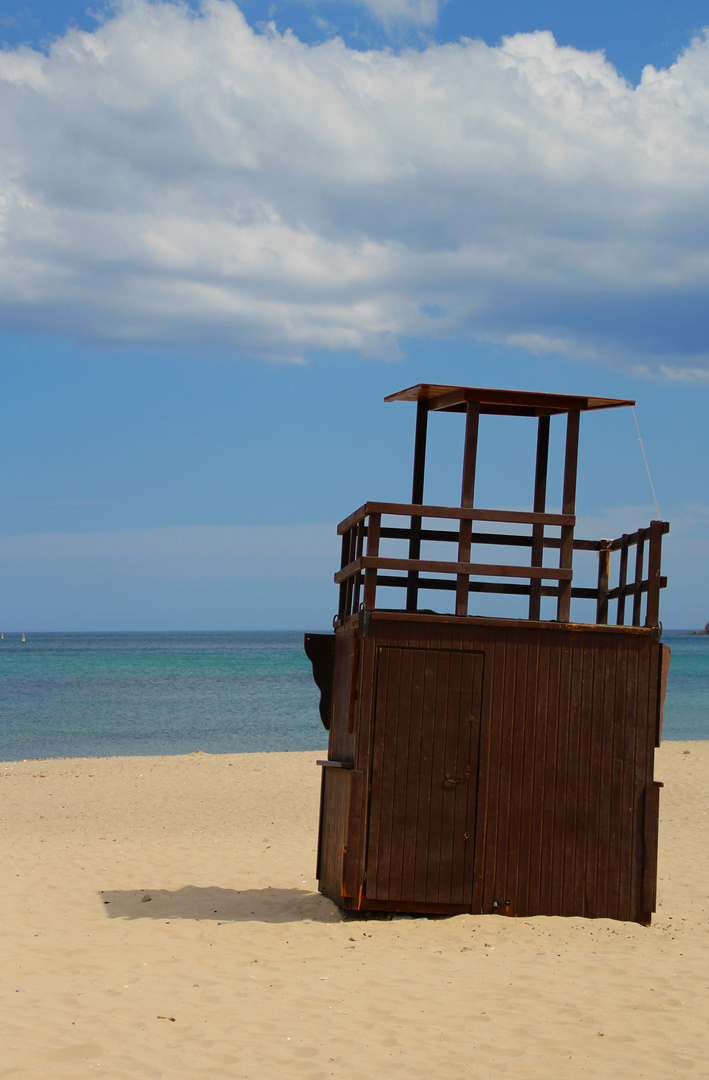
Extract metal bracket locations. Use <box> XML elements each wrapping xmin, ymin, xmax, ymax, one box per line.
<box><xmin>358</xmin><ymin>606</ymin><xmax>372</xmax><ymax>639</ymax></box>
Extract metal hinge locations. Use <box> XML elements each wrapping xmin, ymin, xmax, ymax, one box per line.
<box><xmin>358</xmin><ymin>606</ymin><xmax>372</xmax><ymax>638</ymax></box>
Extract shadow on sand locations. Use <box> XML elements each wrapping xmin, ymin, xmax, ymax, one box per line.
<box><xmin>98</xmin><ymin>885</ymin><xmax>343</xmax><ymax>923</ymax></box>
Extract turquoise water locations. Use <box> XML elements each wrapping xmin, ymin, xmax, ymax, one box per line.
<box><xmin>1</xmin><ymin>631</ymin><xmax>707</xmax><ymax>761</ymax></box>
<box><xmin>660</xmin><ymin>633</ymin><xmax>709</xmax><ymax>740</ymax></box>
<box><xmin>0</xmin><ymin>632</ymin><xmax>327</xmax><ymax>761</ymax></box>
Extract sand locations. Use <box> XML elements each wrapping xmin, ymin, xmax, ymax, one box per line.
<box><xmin>1</xmin><ymin>741</ymin><xmax>707</xmax><ymax>1079</ymax></box>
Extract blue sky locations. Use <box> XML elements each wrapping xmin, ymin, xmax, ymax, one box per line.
<box><xmin>1</xmin><ymin>0</ymin><xmax>708</xmax><ymax>630</ymax></box>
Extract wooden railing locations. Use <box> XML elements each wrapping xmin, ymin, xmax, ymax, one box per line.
<box><xmin>334</xmin><ymin>501</ymin><xmax>668</xmax><ymax>628</ymax></box>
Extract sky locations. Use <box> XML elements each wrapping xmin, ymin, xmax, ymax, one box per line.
<box><xmin>0</xmin><ymin>0</ymin><xmax>708</xmax><ymax>631</ymax></box>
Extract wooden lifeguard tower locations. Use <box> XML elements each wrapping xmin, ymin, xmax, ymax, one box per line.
<box><xmin>305</xmin><ymin>385</ymin><xmax>670</xmax><ymax>924</ymax></box>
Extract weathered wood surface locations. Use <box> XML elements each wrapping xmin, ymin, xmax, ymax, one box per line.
<box><xmin>335</xmin><ymin>556</ymin><xmax>574</xmax><ymax>585</ymax></box>
<box><xmin>312</xmin><ymin>384</ymin><xmax>669</xmax><ymax>924</ymax></box>
<box><xmin>338</xmin><ymin>502</ymin><xmax>576</xmax><ymax>534</ymax></box>
<box><xmin>314</xmin><ymin>615</ymin><xmax>665</xmax><ymax>924</ymax></box>
<box><xmin>335</xmin><ymin>512</ymin><xmax>668</xmax><ymax>627</ymax></box>
<box><xmin>366</xmin><ymin>646</ymin><xmax>484</xmax><ymax>906</ymax></box>
<box><xmin>316</xmin><ymin>765</ymin><xmax>351</xmax><ymax>905</ymax></box>
<box><xmin>383</xmin><ymin>384</ymin><xmax>635</xmax><ymax>416</ymax></box>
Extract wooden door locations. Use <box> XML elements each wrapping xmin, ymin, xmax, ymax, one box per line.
<box><xmin>365</xmin><ymin>647</ymin><xmax>484</xmax><ymax>906</ymax></box>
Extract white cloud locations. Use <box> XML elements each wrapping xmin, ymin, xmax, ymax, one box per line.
<box><xmin>1</xmin><ymin>1</ymin><xmax>709</xmax><ymax>370</ymax></box>
<box><xmin>350</xmin><ymin>0</ymin><xmax>439</xmax><ymax>27</ymax></box>
<box><xmin>656</xmin><ymin>365</ymin><xmax>709</xmax><ymax>383</ymax></box>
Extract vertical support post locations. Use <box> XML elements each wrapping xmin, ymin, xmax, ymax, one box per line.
<box><xmin>596</xmin><ymin>539</ymin><xmax>611</xmax><ymax>625</ymax></box>
<box><xmin>406</xmin><ymin>399</ymin><xmax>429</xmax><ymax>613</ymax></box>
<box><xmin>344</xmin><ymin>526</ymin><xmax>357</xmax><ymax>618</ymax></box>
<box><xmin>645</xmin><ymin>520</ymin><xmax>663</xmax><ymax>627</ymax></box>
<box><xmin>556</xmin><ymin>409</ymin><xmax>580</xmax><ymax>623</ymax></box>
<box><xmin>338</xmin><ymin>530</ymin><xmax>350</xmax><ymax>620</ymax></box>
<box><xmin>528</xmin><ymin>414</ymin><xmax>550</xmax><ymax>621</ymax></box>
<box><xmin>456</xmin><ymin>402</ymin><xmax>480</xmax><ymax>617</ymax></box>
<box><xmin>352</xmin><ymin>518</ymin><xmax>365</xmax><ymax>612</ymax></box>
<box><xmin>363</xmin><ymin>512</ymin><xmax>381</xmax><ymax>610</ymax></box>
<box><xmin>616</xmin><ymin>534</ymin><xmax>629</xmax><ymax>626</ymax></box>
<box><xmin>632</xmin><ymin>533</ymin><xmax>646</xmax><ymax>627</ymax></box>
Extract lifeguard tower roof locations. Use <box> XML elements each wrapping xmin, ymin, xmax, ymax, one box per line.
<box><xmin>384</xmin><ymin>384</ymin><xmax>635</xmax><ymax>417</ymax></box>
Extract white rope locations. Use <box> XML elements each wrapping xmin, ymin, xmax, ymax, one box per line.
<box><xmin>631</xmin><ymin>407</ymin><xmax>661</xmax><ymax>519</ymax></box>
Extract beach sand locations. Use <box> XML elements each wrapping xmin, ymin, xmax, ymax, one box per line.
<box><xmin>1</xmin><ymin>741</ymin><xmax>707</xmax><ymax>1079</ymax></box>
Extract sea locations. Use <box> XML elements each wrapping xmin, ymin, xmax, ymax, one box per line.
<box><xmin>1</xmin><ymin>630</ymin><xmax>707</xmax><ymax>762</ymax></box>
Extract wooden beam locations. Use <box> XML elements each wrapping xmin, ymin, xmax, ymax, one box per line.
<box><xmin>616</xmin><ymin>534</ymin><xmax>629</xmax><ymax>625</ymax></box>
<box><xmin>336</xmin><ymin>556</ymin><xmax>574</xmax><ymax>583</ymax></box>
<box><xmin>556</xmin><ymin>409</ymin><xmax>580</xmax><ymax>622</ymax></box>
<box><xmin>529</xmin><ymin>415</ymin><xmax>550</xmax><ymax>620</ymax></box>
<box><xmin>338</xmin><ymin>501</ymin><xmax>576</xmax><ymax>531</ymax></box>
<box><xmin>645</xmin><ymin>520</ymin><xmax>664</xmax><ymax>627</ymax></box>
<box><xmin>362</xmin><ymin>513</ymin><xmax>381</xmax><ymax>609</ymax></box>
<box><xmin>596</xmin><ymin>539</ymin><xmax>611</xmax><ymax>625</ymax></box>
<box><xmin>632</xmin><ymin>534</ymin><xmax>646</xmax><ymax>626</ymax></box>
<box><xmin>407</xmin><ymin>399</ymin><xmax>429</xmax><ymax>613</ymax></box>
<box><xmin>457</xmin><ymin>402</ymin><xmax>481</xmax><ymax>616</ymax></box>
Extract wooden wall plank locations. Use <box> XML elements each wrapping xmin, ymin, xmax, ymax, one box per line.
<box><xmin>437</xmin><ymin>650</ymin><xmax>463</xmax><ymax>903</ymax></box>
<box><xmin>570</xmin><ymin>636</ymin><xmax>594</xmax><ymax>915</ymax></box>
<box><xmin>355</xmin><ymin>636</ymin><xmax>376</xmax><ymax>771</ymax></box>
<box><xmin>657</xmin><ymin>643</ymin><xmax>671</xmax><ymax>746</ymax></box>
<box><xmin>342</xmin><ymin>769</ymin><xmax>366</xmax><ymax>901</ymax></box>
<box><xmin>617</xmin><ymin>638</ymin><xmax>639</xmax><ymax>921</ymax></box>
<box><xmin>593</xmin><ymin>636</ymin><xmax>617</xmax><ymax>917</ymax></box>
<box><xmin>397</xmin><ymin>649</ymin><xmax>426</xmax><ymax>903</ymax></box>
<box><xmin>641</xmin><ymin>782</ymin><xmax>662</xmax><ymax>917</ymax></box>
<box><xmin>504</xmin><ymin>632</ymin><xmax>529</xmax><ymax>915</ymax></box>
<box><xmin>560</xmin><ymin>633</ymin><xmax>583</xmax><ymax>915</ymax></box>
<box><xmin>582</xmin><ymin>635</ymin><xmax>604</xmax><ymax>916</ymax></box>
<box><xmin>472</xmin><ymin>629</ymin><xmax>499</xmax><ymax>914</ymax></box>
<box><xmin>606</xmin><ymin>635</ymin><xmax>628</xmax><ymax>921</ymax></box>
<box><xmin>630</xmin><ymin>638</ymin><xmax>652</xmax><ymax>921</ymax></box>
<box><xmin>490</xmin><ymin>629</ymin><xmax>516</xmax><ymax>912</ymax></box>
<box><xmin>365</xmin><ymin>646</ymin><xmax>395</xmax><ymax>897</ymax></box>
<box><xmin>461</xmin><ymin>652</ymin><xmax>484</xmax><ymax>907</ymax></box>
<box><xmin>523</xmin><ymin>630</ymin><xmax>544</xmax><ymax>915</ymax></box>
<box><xmin>387</xmin><ymin>646</ymin><xmax>417</xmax><ymax>900</ymax></box>
<box><xmin>413</xmin><ymin>650</ymin><xmax>438</xmax><ymax>902</ymax></box>
<box><xmin>549</xmin><ymin>635</ymin><xmax>572</xmax><ymax>916</ymax></box>
<box><xmin>538</xmin><ymin>632</ymin><xmax>562</xmax><ymax>915</ymax></box>
<box><xmin>424</xmin><ymin>650</ymin><xmax>451</xmax><ymax>902</ymax></box>
<box><xmin>317</xmin><ymin>768</ymin><xmax>351</xmax><ymax>904</ymax></box>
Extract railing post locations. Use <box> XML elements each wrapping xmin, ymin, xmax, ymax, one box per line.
<box><xmin>338</xmin><ymin>529</ymin><xmax>351</xmax><ymax>620</ymax></box>
<box><xmin>645</xmin><ymin>520</ymin><xmax>663</xmax><ymax>627</ymax></box>
<box><xmin>363</xmin><ymin>512</ymin><xmax>381</xmax><ymax>610</ymax></box>
<box><xmin>352</xmin><ymin>518</ymin><xmax>365</xmax><ymax>612</ymax></box>
<box><xmin>632</xmin><ymin>532</ymin><xmax>646</xmax><ymax>627</ymax></box>
<box><xmin>456</xmin><ymin>402</ymin><xmax>480</xmax><ymax>616</ymax></box>
<box><xmin>616</xmin><ymin>533</ymin><xmax>629</xmax><ymax>625</ymax></box>
<box><xmin>529</xmin><ymin>415</ymin><xmax>550</xmax><ymax>620</ymax></box>
<box><xmin>556</xmin><ymin>409</ymin><xmax>580</xmax><ymax>623</ymax></box>
<box><xmin>406</xmin><ymin>399</ymin><xmax>428</xmax><ymax>613</ymax></box>
<box><xmin>596</xmin><ymin>539</ymin><xmax>611</xmax><ymax>625</ymax></box>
